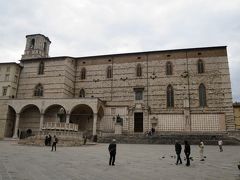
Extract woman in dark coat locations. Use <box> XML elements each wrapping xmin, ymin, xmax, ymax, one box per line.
<box><xmin>184</xmin><ymin>140</ymin><xmax>191</xmax><ymax>166</ymax></box>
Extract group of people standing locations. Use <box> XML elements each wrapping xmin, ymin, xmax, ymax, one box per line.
<box><xmin>45</xmin><ymin>134</ymin><xmax>58</xmax><ymax>151</ymax></box>
<box><xmin>145</xmin><ymin>127</ymin><xmax>156</xmax><ymax>136</ymax></box>
<box><xmin>45</xmin><ymin>134</ymin><xmax>52</xmax><ymax>146</ymax></box>
<box><xmin>108</xmin><ymin>139</ymin><xmax>224</xmax><ymax>167</ymax></box>
<box><xmin>175</xmin><ymin>139</ymin><xmax>224</xmax><ymax>166</ymax></box>
<box><xmin>175</xmin><ymin>140</ymin><xmax>191</xmax><ymax>166</ymax></box>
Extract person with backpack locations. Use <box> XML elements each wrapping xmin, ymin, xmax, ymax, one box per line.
<box><xmin>51</xmin><ymin>135</ymin><xmax>58</xmax><ymax>151</ymax></box>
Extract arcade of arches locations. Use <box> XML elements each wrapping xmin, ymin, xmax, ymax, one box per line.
<box><xmin>4</xmin><ymin>99</ymin><xmax>104</xmax><ymax>138</ymax></box>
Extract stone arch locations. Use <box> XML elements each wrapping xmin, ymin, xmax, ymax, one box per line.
<box><xmin>20</xmin><ymin>104</ymin><xmax>41</xmax><ymax>114</ymax></box>
<box><xmin>70</xmin><ymin>104</ymin><xmax>94</xmax><ymax>133</ymax></box>
<box><xmin>19</xmin><ymin>104</ymin><xmax>41</xmax><ymax>135</ymax></box>
<box><xmin>44</xmin><ymin>104</ymin><xmax>67</xmax><ymax>123</ymax></box>
<box><xmin>4</xmin><ymin>105</ymin><xmax>16</xmax><ymax>138</ymax></box>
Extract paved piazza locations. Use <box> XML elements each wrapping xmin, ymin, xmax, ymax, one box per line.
<box><xmin>0</xmin><ymin>141</ymin><xmax>239</xmax><ymax>180</ymax></box>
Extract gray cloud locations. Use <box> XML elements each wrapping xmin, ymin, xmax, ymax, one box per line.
<box><xmin>0</xmin><ymin>0</ymin><xmax>239</xmax><ymax>101</ymax></box>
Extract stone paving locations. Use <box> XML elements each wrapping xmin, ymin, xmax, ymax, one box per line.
<box><xmin>0</xmin><ymin>141</ymin><xmax>239</xmax><ymax>180</ymax></box>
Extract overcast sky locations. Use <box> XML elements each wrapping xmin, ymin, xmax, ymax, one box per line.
<box><xmin>0</xmin><ymin>0</ymin><xmax>239</xmax><ymax>101</ymax></box>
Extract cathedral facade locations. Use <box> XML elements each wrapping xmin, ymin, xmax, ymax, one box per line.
<box><xmin>0</xmin><ymin>34</ymin><xmax>235</xmax><ymax>139</ymax></box>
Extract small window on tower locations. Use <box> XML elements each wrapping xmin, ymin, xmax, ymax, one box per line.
<box><xmin>38</xmin><ymin>61</ymin><xmax>44</xmax><ymax>75</ymax></box>
<box><xmin>5</xmin><ymin>74</ymin><xmax>9</xmax><ymax>81</ymax></box>
<box><xmin>107</xmin><ymin>66</ymin><xmax>113</xmax><ymax>78</ymax></box>
<box><xmin>81</xmin><ymin>68</ymin><xmax>86</xmax><ymax>80</ymax></box>
<box><xmin>43</xmin><ymin>42</ymin><xmax>47</xmax><ymax>52</ymax></box>
<box><xmin>30</xmin><ymin>39</ymin><xmax>35</xmax><ymax>49</ymax></box>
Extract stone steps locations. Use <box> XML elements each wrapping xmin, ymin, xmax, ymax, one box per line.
<box><xmin>18</xmin><ymin>134</ymin><xmax>84</xmax><ymax>147</ymax></box>
<box><xmin>98</xmin><ymin>133</ymin><xmax>240</xmax><ymax>145</ymax></box>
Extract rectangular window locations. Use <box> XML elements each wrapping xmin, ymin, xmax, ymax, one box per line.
<box><xmin>5</xmin><ymin>74</ymin><xmax>9</xmax><ymax>81</ymax></box>
<box><xmin>6</xmin><ymin>66</ymin><xmax>10</xmax><ymax>72</ymax></box>
<box><xmin>2</xmin><ymin>87</ymin><xmax>7</xmax><ymax>96</ymax></box>
<box><xmin>111</xmin><ymin>108</ymin><xmax>116</xmax><ymax>115</ymax></box>
<box><xmin>134</xmin><ymin>88</ymin><xmax>144</xmax><ymax>100</ymax></box>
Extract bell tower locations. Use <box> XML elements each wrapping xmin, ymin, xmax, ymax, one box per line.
<box><xmin>21</xmin><ymin>34</ymin><xmax>51</xmax><ymax>59</ymax></box>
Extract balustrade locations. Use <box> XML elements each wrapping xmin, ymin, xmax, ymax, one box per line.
<box><xmin>42</xmin><ymin>122</ymin><xmax>78</xmax><ymax>132</ymax></box>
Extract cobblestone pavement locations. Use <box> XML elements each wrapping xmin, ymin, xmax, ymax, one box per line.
<box><xmin>0</xmin><ymin>141</ymin><xmax>239</xmax><ymax>180</ymax></box>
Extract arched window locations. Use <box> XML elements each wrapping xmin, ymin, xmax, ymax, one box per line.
<box><xmin>43</xmin><ymin>42</ymin><xmax>47</xmax><ymax>52</ymax></box>
<box><xmin>107</xmin><ymin>66</ymin><xmax>112</xmax><ymax>78</ymax></box>
<box><xmin>30</xmin><ymin>39</ymin><xmax>35</xmax><ymax>49</ymax></box>
<box><xmin>199</xmin><ymin>83</ymin><xmax>207</xmax><ymax>107</ymax></box>
<box><xmin>167</xmin><ymin>85</ymin><xmax>174</xmax><ymax>108</ymax></box>
<box><xmin>38</xmin><ymin>61</ymin><xmax>44</xmax><ymax>75</ymax></box>
<box><xmin>79</xmin><ymin>89</ymin><xmax>85</xmax><ymax>98</ymax></box>
<box><xmin>136</xmin><ymin>64</ymin><xmax>142</xmax><ymax>77</ymax></box>
<box><xmin>81</xmin><ymin>67</ymin><xmax>86</xmax><ymax>80</ymax></box>
<box><xmin>198</xmin><ymin>59</ymin><xmax>204</xmax><ymax>74</ymax></box>
<box><xmin>166</xmin><ymin>61</ymin><xmax>172</xmax><ymax>75</ymax></box>
<box><xmin>34</xmin><ymin>84</ymin><xmax>43</xmax><ymax>97</ymax></box>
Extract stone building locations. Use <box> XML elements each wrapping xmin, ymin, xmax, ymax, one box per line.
<box><xmin>233</xmin><ymin>102</ymin><xmax>240</xmax><ymax>130</ymax></box>
<box><xmin>0</xmin><ymin>34</ymin><xmax>235</xmax><ymax>139</ymax></box>
<box><xmin>0</xmin><ymin>62</ymin><xmax>21</xmax><ymax>99</ymax></box>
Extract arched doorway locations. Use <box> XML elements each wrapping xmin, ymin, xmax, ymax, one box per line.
<box><xmin>19</xmin><ymin>104</ymin><xmax>40</xmax><ymax>136</ymax></box>
<box><xmin>45</xmin><ymin>105</ymin><xmax>66</xmax><ymax>123</ymax></box>
<box><xmin>70</xmin><ymin>104</ymin><xmax>93</xmax><ymax>133</ymax></box>
<box><xmin>4</xmin><ymin>106</ymin><xmax>16</xmax><ymax>138</ymax></box>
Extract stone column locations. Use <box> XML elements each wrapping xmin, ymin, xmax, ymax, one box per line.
<box><xmin>92</xmin><ymin>113</ymin><xmax>97</xmax><ymax>136</ymax></box>
<box><xmin>13</xmin><ymin>113</ymin><xmax>20</xmax><ymax>139</ymax></box>
<box><xmin>66</xmin><ymin>114</ymin><xmax>70</xmax><ymax>123</ymax></box>
<box><xmin>39</xmin><ymin>114</ymin><xmax>44</xmax><ymax>131</ymax></box>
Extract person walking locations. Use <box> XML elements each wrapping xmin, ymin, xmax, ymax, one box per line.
<box><xmin>199</xmin><ymin>141</ymin><xmax>204</xmax><ymax>161</ymax></box>
<box><xmin>108</xmin><ymin>139</ymin><xmax>117</xmax><ymax>166</ymax></box>
<box><xmin>51</xmin><ymin>135</ymin><xmax>58</xmax><ymax>151</ymax></box>
<box><xmin>184</xmin><ymin>140</ymin><xmax>191</xmax><ymax>166</ymax></box>
<box><xmin>218</xmin><ymin>139</ymin><xmax>223</xmax><ymax>152</ymax></box>
<box><xmin>175</xmin><ymin>140</ymin><xmax>182</xmax><ymax>165</ymax></box>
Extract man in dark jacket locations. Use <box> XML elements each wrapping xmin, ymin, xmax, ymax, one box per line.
<box><xmin>51</xmin><ymin>135</ymin><xmax>58</xmax><ymax>151</ymax></box>
<box><xmin>108</xmin><ymin>139</ymin><xmax>117</xmax><ymax>166</ymax></box>
<box><xmin>175</xmin><ymin>140</ymin><xmax>182</xmax><ymax>165</ymax></box>
<box><xmin>184</xmin><ymin>140</ymin><xmax>191</xmax><ymax>166</ymax></box>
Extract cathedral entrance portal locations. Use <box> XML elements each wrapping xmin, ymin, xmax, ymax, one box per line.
<box><xmin>134</xmin><ymin>112</ymin><xmax>143</xmax><ymax>132</ymax></box>
<box><xmin>70</xmin><ymin>104</ymin><xmax>93</xmax><ymax>134</ymax></box>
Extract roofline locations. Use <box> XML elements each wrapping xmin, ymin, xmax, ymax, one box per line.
<box><xmin>0</xmin><ymin>62</ymin><xmax>20</xmax><ymax>65</ymax></box>
<box><xmin>26</xmin><ymin>34</ymin><xmax>51</xmax><ymax>43</ymax></box>
<box><xmin>233</xmin><ymin>102</ymin><xmax>240</xmax><ymax>107</ymax></box>
<box><xmin>20</xmin><ymin>45</ymin><xmax>227</xmax><ymax>61</ymax></box>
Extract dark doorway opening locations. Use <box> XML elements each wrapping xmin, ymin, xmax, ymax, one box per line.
<box><xmin>134</xmin><ymin>112</ymin><xmax>143</xmax><ymax>132</ymax></box>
